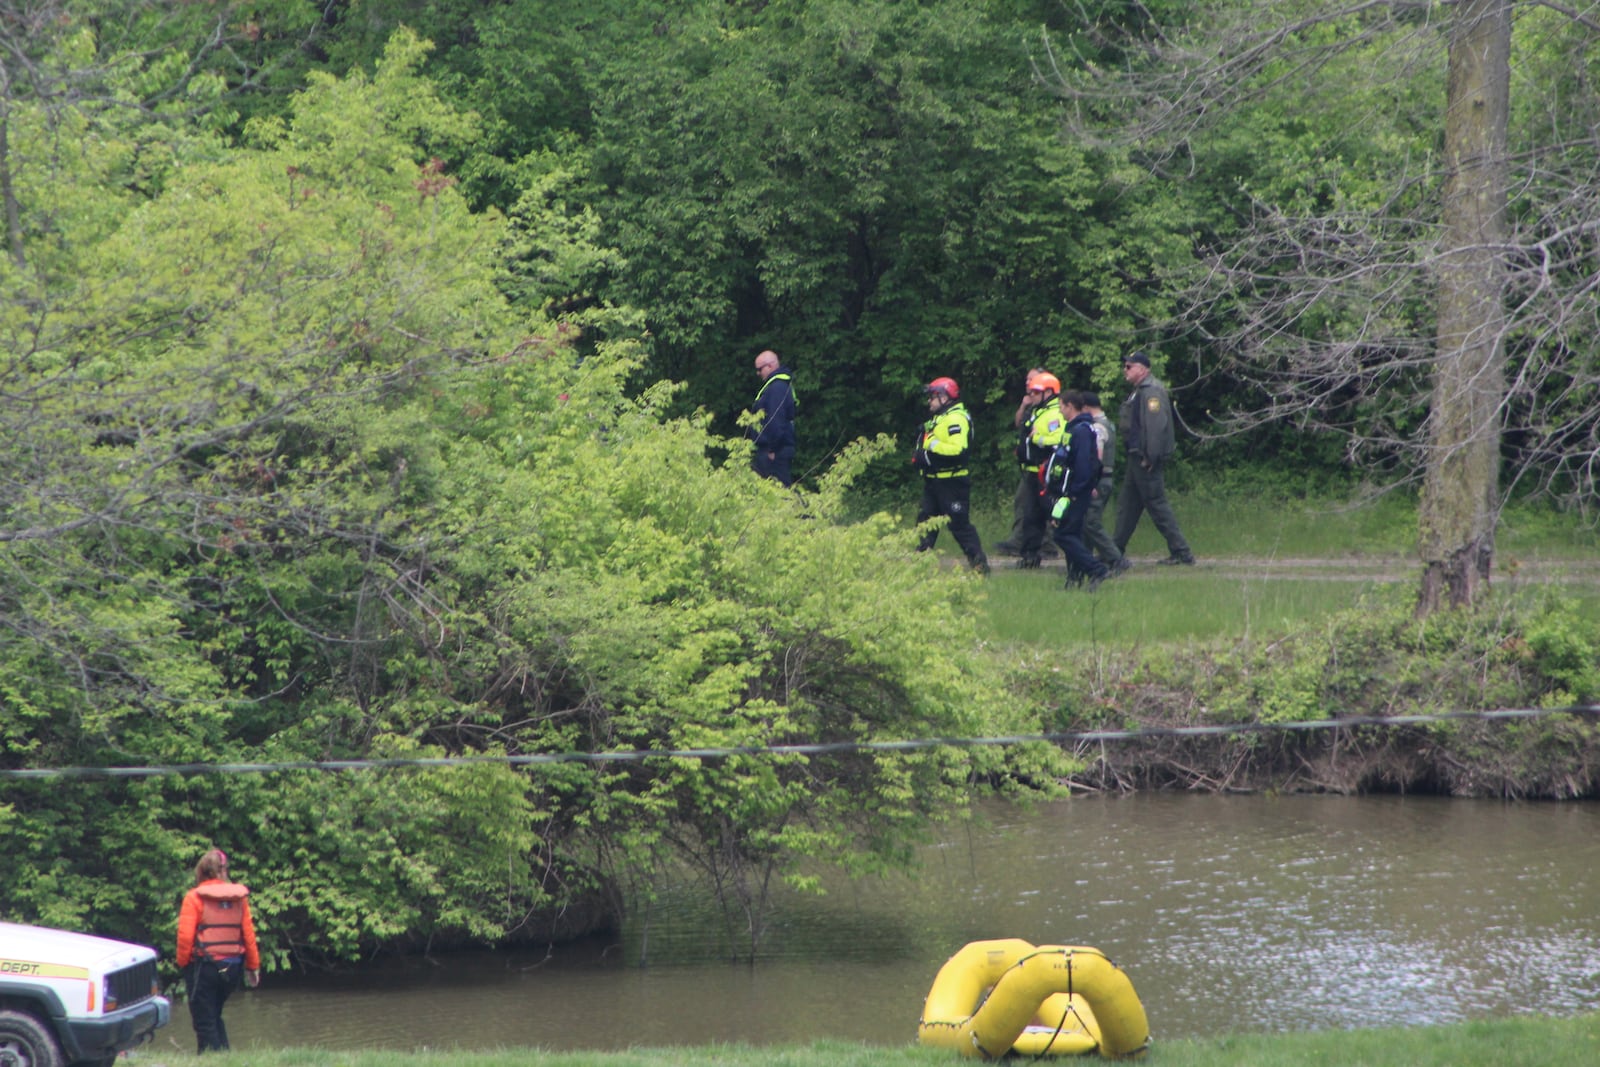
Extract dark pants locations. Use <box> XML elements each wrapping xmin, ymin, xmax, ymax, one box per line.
<box><xmin>186</xmin><ymin>957</ymin><xmax>243</xmax><ymax>1053</ymax></box>
<box><xmin>917</xmin><ymin>476</ymin><xmax>988</xmax><ymax>567</ymax></box>
<box><xmin>752</xmin><ymin>445</ymin><xmax>796</xmax><ymax>487</ymax></box>
<box><xmin>1004</xmin><ymin>473</ymin><xmax>1032</xmax><ymax>543</ymax></box>
<box><xmin>1052</xmin><ymin>496</ymin><xmax>1109</xmax><ymax>582</ymax></box>
<box><xmin>1084</xmin><ymin>474</ymin><xmax>1121</xmax><ymax>565</ymax></box>
<box><xmin>1018</xmin><ymin>479</ymin><xmax>1053</xmax><ymax>561</ymax></box>
<box><xmin>1113</xmin><ymin>459</ymin><xmax>1192</xmax><ymax>560</ymax></box>
<box><xmin>1004</xmin><ymin>471</ymin><xmax>1057</xmax><ymax>557</ymax></box>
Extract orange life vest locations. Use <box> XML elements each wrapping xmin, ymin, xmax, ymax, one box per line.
<box><xmin>195</xmin><ymin>882</ymin><xmax>250</xmax><ymax>961</ymax></box>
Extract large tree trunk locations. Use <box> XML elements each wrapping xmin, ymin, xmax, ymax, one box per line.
<box><xmin>1417</xmin><ymin>0</ymin><xmax>1511</xmax><ymax>616</ymax></box>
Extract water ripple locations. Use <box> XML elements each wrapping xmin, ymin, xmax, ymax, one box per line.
<box><xmin>217</xmin><ymin>794</ymin><xmax>1600</xmax><ymax>1051</ymax></box>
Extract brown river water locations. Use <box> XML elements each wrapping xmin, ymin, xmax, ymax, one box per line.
<box><xmin>186</xmin><ymin>793</ymin><xmax>1600</xmax><ymax>1052</ymax></box>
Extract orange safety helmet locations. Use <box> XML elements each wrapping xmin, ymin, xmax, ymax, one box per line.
<box><xmin>925</xmin><ymin>376</ymin><xmax>960</xmax><ymax>401</ymax></box>
<box><xmin>1025</xmin><ymin>372</ymin><xmax>1061</xmax><ymax>395</ymax></box>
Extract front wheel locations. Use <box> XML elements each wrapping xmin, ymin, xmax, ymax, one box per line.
<box><xmin>0</xmin><ymin>1010</ymin><xmax>64</xmax><ymax>1067</ymax></box>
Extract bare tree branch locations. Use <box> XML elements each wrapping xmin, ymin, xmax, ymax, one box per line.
<box><xmin>1036</xmin><ymin>0</ymin><xmax>1600</xmax><ymax>606</ymax></box>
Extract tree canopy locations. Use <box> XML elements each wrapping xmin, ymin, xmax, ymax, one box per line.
<box><xmin>0</xmin><ymin>22</ymin><xmax>1067</xmax><ymax>963</ymax></box>
<box><xmin>2</xmin><ymin>0</ymin><xmax>1597</xmax><ymax>962</ymax></box>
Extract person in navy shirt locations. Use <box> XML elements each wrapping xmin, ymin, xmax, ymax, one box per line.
<box><xmin>749</xmin><ymin>349</ymin><xmax>797</xmax><ymax>486</ymax></box>
<box><xmin>1047</xmin><ymin>391</ymin><xmax>1113</xmax><ymax>591</ymax></box>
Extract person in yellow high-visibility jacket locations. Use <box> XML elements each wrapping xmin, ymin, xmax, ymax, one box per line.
<box><xmin>912</xmin><ymin>377</ymin><xmax>989</xmax><ymax>574</ymax></box>
<box><xmin>1014</xmin><ymin>371</ymin><xmax>1066</xmax><ymax>568</ymax></box>
<box><xmin>993</xmin><ymin>368</ymin><xmax>1060</xmax><ymax>562</ymax></box>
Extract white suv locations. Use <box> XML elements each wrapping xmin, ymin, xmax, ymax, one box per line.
<box><xmin>0</xmin><ymin>922</ymin><xmax>171</xmax><ymax>1067</ymax></box>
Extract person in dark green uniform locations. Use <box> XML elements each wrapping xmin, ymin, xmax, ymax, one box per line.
<box><xmin>1113</xmin><ymin>352</ymin><xmax>1195</xmax><ymax>565</ymax></box>
<box><xmin>913</xmin><ymin>377</ymin><xmax>989</xmax><ymax>574</ymax></box>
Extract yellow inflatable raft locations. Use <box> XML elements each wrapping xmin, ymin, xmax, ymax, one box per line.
<box><xmin>918</xmin><ymin>939</ymin><xmax>1149</xmax><ymax>1058</ymax></box>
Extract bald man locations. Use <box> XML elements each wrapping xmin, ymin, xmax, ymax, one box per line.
<box><xmin>749</xmin><ymin>349</ymin><xmax>797</xmax><ymax>486</ymax></box>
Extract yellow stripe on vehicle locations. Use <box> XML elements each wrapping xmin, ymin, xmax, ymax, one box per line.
<box><xmin>0</xmin><ymin>959</ymin><xmax>90</xmax><ymax>979</ymax></box>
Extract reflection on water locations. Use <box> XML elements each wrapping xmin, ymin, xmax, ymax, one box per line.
<box><xmin>198</xmin><ymin>794</ymin><xmax>1600</xmax><ymax>1052</ymax></box>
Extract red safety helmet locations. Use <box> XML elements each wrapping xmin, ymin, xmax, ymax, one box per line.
<box><xmin>925</xmin><ymin>376</ymin><xmax>959</xmax><ymax>401</ymax></box>
<box><xmin>1025</xmin><ymin>372</ymin><xmax>1061</xmax><ymax>395</ymax></box>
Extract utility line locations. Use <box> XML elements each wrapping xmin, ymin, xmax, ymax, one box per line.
<box><xmin>3</xmin><ymin>705</ymin><xmax>1594</xmax><ymax>781</ymax></box>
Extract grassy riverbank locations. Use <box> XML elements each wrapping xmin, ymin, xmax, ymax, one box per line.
<box><xmin>973</xmin><ymin>490</ymin><xmax>1600</xmax><ymax>646</ymax></box>
<box><xmin>959</xmin><ymin>489</ymin><xmax>1600</xmax><ymax>797</ymax></box>
<box><xmin>155</xmin><ymin>1011</ymin><xmax>1600</xmax><ymax>1067</ymax></box>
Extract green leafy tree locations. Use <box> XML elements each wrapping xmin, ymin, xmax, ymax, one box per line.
<box><xmin>0</xmin><ymin>28</ymin><xmax>561</xmax><ymax>955</ymax></box>
<box><xmin>571</xmin><ymin>0</ymin><xmax>1191</xmax><ymax>469</ymax></box>
<box><xmin>404</xmin><ymin>332</ymin><xmax>1072</xmax><ymax>957</ymax></box>
<box><xmin>1</xmin><ymin>25</ymin><xmax>1068</xmax><ymax>962</ymax></box>
<box><xmin>326</xmin><ymin>1</ymin><xmax>1192</xmax><ymax>478</ymax></box>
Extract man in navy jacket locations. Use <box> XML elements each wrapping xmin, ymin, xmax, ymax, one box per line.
<box><xmin>749</xmin><ymin>349</ymin><xmax>797</xmax><ymax>486</ymax></box>
<box><xmin>1047</xmin><ymin>391</ymin><xmax>1112</xmax><ymax>591</ymax></box>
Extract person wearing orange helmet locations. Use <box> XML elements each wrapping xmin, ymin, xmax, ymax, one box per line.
<box><xmin>912</xmin><ymin>377</ymin><xmax>988</xmax><ymax>573</ymax></box>
<box><xmin>1013</xmin><ymin>371</ymin><xmax>1066</xmax><ymax>567</ymax></box>
<box><xmin>993</xmin><ymin>368</ymin><xmax>1061</xmax><ymax>561</ymax></box>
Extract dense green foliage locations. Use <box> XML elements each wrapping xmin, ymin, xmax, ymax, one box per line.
<box><xmin>1023</xmin><ymin>585</ymin><xmax>1600</xmax><ymax>798</ymax></box>
<box><xmin>0</xmin><ymin>22</ymin><xmax>1068</xmax><ymax>965</ymax></box>
<box><xmin>1</xmin><ymin>1</ymin><xmax>1596</xmax><ymax>970</ymax></box>
<box><xmin>280</xmin><ymin>0</ymin><xmax>1198</xmax><ymax>482</ymax></box>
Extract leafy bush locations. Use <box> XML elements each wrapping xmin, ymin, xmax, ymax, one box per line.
<box><xmin>0</xmin><ymin>34</ymin><xmax>1066</xmax><ymax>963</ymax></box>
<box><xmin>1522</xmin><ymin>601</ymin><xmax>1600</xmax><ymax>704</ymax></box>
<box><xmin>1044</xmin><ymin>586</ymin><xmax>1598</xmax><ymax>797</ymax></box>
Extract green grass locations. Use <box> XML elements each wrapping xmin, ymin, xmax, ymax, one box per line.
<box><xmin>982</xmin><ymin>565</ymin><xmax>1396</xmax><ymax>645</ymax></box>
<box><xmin>163</xmin><ymin>1012</ymin><xmax>1600</xmax><ymax>1067</ymax></box>
<box><xmin>1139</xmin><ymin>491</ymin><xmax>1417</xmax><ymax>559</ymax></box>
<box><xmin>969</xmin><ymin>486</ymin><xmax>1599</xmax><ymax>563</ymax></box>
<box><xmin>949</xmin><ymin>490</ymin><xmax>1600</xmax><ymax>646</ymax></box>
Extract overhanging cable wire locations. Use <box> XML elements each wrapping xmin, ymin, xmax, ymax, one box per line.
<box><xmin>3</xmin><ymin>705</ymin><xmax>1594</xmax><ymax>780</ymax></box>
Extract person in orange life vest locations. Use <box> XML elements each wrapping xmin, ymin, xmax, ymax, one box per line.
<box><xmin>176</xmin><ymin>848</ymin><xmax>260</xmax><ymax>1053</ymax></box>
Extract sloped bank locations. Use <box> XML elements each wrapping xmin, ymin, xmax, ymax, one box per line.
<box><xmin>1061</xmin><ymin>709</ymin><xmax>1599</xmax><ymax>798</ymax></box>
<box><xmin>1039</xmin><ymin>594</ymin><xmax>1600</xmax><ymax>799</ymax></box>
